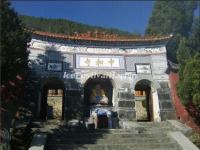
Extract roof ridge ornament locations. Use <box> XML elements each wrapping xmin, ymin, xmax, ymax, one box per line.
<box><xmin>31</xmin><ymin>30</ymin><xmax>172</xmax><ymax>43</ymax></box>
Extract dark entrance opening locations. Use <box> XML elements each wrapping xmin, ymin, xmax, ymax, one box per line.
<box><xmin>40</xmin><ymin>77</ymin><xmax>65</xmax><ymax>120</ymax></box>
<box><xmin>135</xmin><ymin>79</ymin><xmax>152</xmax><ymax>121</ymax></box>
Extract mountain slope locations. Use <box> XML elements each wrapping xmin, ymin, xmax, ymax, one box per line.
<box><xmin>19</xmin><ymin>15</ymin><xmax>135</xmax><ymax>37</ymax></box>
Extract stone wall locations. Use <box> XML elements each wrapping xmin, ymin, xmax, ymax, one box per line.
<box><xmin>158</xmin><ymin>82</ymin><xmax>176</xmax><ymax>120</ymax></box>
<box><xmin>117</xmin><ymin>90</ymin><xmax>136</xmax><ymax>121</ymax></box>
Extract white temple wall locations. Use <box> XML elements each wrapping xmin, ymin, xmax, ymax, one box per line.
<box><xmin>28</xmin><ymin>38</ymin><xmax>176</xmax><ymax>121</ymax></box>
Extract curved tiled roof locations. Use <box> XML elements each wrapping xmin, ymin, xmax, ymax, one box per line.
<box><xmin>32</xmin><ymin>30</ymin><xmax>173</xmax><ymax>43</ymax></box>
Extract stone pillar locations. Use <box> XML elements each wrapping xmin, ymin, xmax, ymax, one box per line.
<box><xmin>151</xmin><ymin>88</ymin><xmax>161</xmax><ymax>122</ymax></box>
<box><xmin>158</xmin><ymin>82</ymin><xmax>176</xmax><ymax>120</ymax></box>
<box><xmin>117</xmin><ymin>89</ymin><xmax>136</xmax><ymax>121</ymax></box>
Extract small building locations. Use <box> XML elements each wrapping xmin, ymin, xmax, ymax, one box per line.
<box><xmin>28</xmin><ymin>31</ymin><xmax>175</xmax><ymax>124</ymax></box>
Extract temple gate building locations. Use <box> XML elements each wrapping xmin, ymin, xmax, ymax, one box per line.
<box><xmin>28</xmin><ymin>31</ymin><xmax>176</xmax><ymax>125</ymax></box>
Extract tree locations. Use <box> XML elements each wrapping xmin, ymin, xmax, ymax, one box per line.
<box><xmin>177</xmin><ymin>53</ymin><xmax>200</xmax><ymax>126</ymax></box>
<box><xmin>177</xmin><ymin>18</ymin><xmax>200</xmax><ymax>79</ymax></box>
<box><xmin>0</xmin><ymin>0</ymin><xmax>31</xmax><ymax>133</ymax></box>
<box><xmin>146</xmin><ymin>1</ymin><xmax>197</xmax><ymax>36</ymax></box>
<box><xmin>187</xmin><ymin>18</ymin><xmax>200</xmax><ymax>54</ymax></box>
<box><xmin>177</xmin><ymin>19</ymin><xmax>200</xmax><ymax>99</ymax></box>
<box><xmin>177</xmin><ymin>54</ymin><xmax>200</xmax><ymax>109</ymax></box>
<box><xmin>0</xmin><ymin>0</ymin><xmax>30</xmax><ymax>83</ymax></box>
<box><xmin>145</xmin><ymin>1</ymin><xmax>197</xmax><ymax>62</ymax></box>
<box><xmin>19</xmin><ymin>15</ymin><xmax>135</xmax><ymax>37</ymax></box>
<box><xmin>176</xmin><ymin>18</ymin><xmax>200</xmax><ymax>126</ymax></box>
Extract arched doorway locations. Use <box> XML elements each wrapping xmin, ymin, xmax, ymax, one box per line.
<box><xmin>135</xmin><ymin>79</ymin><xmax>153</xmax><ymax>121</ymax></box>
<box><xmin>84</xmin><ymin>75</ymin><xmax>113</xmax><ymax>116</ymax></box>
<box><xmin>40</xmin><ymin>77</ymin><xmax>65</xmax><ymax>120</ymax></box>
<box><xmin>84</xmin><ymin>75</ymin><xmax>113</xmax><ymax>106</ymax></box>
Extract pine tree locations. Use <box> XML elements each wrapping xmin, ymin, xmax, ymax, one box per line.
<box><xmin>177</xmin><ymin>18</ymin><xmax>200</xmax><ymax>107</ymax></box>
<box><xmin>177</xmin><ymin>53</ymin><xmax>200</xmax><ymax>109</ymax></box>
<box><xmin>0</xmin><ymin>0</ymin><xmax>30</xmax><ymax>83</ymax></box>
<box><xmin>145</xmin><ymin>1</ymin><xmax>197</xmax><ymax>62</ymax></box>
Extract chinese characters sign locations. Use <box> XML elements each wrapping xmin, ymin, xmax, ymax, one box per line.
<box><xmin>136</xmin><ymin>64</ymin><xmax>151</xmax><ymax>74</ymax></box>
<box><xmin>76</xmin><ymin>55</ymin><xmax>124</xmax><ymax>69</ymax></box>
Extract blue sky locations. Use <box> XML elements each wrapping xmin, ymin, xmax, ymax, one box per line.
<box><xmin>11</xmin><ymin>1</ymin><xmax>199</xmax><ymax>35</ymax></box>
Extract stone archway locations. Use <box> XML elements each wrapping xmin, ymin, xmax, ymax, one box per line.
<box><xmin>131</xmin><ymin>75</ymin><xmax>160</xmax><ymax>90</ymax></box>
<box><xmin>135</xmin><ymin>79</ymin><xmax>152</xmax><ymax>121</ymax></box>
<box><xmin>40</xmin><ymin>77</ymin><xmax>65</xmax><ymax>120</ymax></box>
<box><xmin>134</xmin><ymin>79</ymin><xmax>161</xmax><ymax>122</ymax></box>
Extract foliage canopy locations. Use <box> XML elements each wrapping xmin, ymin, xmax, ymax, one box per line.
<box><xmin>145</xmin><ymin>1</ymin><xmax>197</xmax><ymax>62</ymax></box>
<box><xmin>19</xmin><ymin>15</ymin><xmax>136</xmax><ymax>37</ymax></box>
<box><xmin>1</xmin><ymin>0</ymin><xmax>30</xmax><ymax>83</ymax></box>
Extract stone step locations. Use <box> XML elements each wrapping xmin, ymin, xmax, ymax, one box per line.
<box><xmin>32</xmin><ymin>127</ymin><xmax>175</xmax><ymax>134</ymax></box>
<box><xmin>42</xmin><ymin>121</ymin><xmax>185</xmax><ymax>150</ymax></box>
<box><xmin>31</xmin><ymin>121</ymin><xmax>173</xmax><ymax>128</ymax></box>
<box><xmin>46</xmin><ymin>143</ymin><xmax>182</xmax><ymax>150</ymax></box>
<box><xmin>47</xmin><ymin>136</ymin><xmax>174</xmax><ymax>144</ymax></box>
<box><xmin>48</xmin><ymin>132</ymin><xmax>168</xmax><ymax>139</ymax></box>
<box><xmin>46</xmin><ymin>127</ymin><xmax>174</xmax><ymax>133</ymax></box>
<box><xmin>48</xmin><ymin>132</ymin><xmax>169</xmax><ymax>139</ymax></box>
<box><xmin>120</xmin><ymin>121</ymin><xmax>174</xmax><ymax>128</ymax></box>
<box><xmin>120</xmin><ymin>122</ymin><xmax>179</xmax><ymax>132</ymax></box>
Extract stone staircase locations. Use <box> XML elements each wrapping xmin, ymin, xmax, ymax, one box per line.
<box><xmin>40</xmin><ymin>121</ymin><xmax>185</xmax><ymax>150</ymax></box>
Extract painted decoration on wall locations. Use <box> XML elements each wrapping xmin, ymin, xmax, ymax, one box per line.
<box><xmin>47</xmin><ymin>62</ymin><xmax>62</xmax><ymax>71</ymax></box>
<box><xmin>136</xmin><ymin>64</ymin><xmax>151</xmax><ymax>74</ymax></box>
<box><xmin>76</xmin><ymin>54</ymin><xmax>125</xmax><ymax>69</ymax></box>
